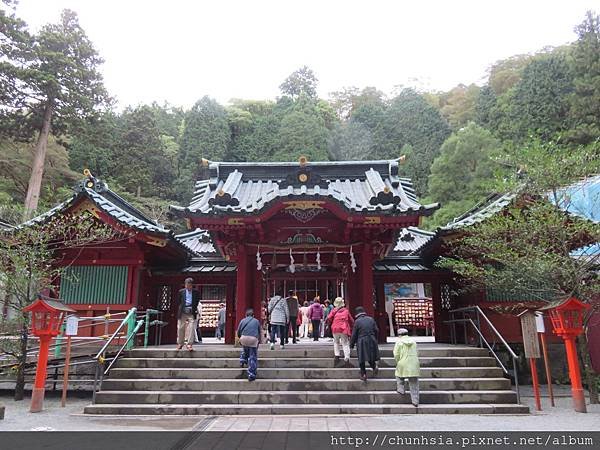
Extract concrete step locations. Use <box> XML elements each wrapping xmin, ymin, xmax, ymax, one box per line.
<box><xmin>93</xmin><ymin>390</ymin><xmax>518</xmax><ymax>405</ymax></box>
<box><xmin>84</xmin><ymin>403</ymin><xmax>530</xmax><ymax>415</ymax></box>
<box><xmin>109</xmin><ymin>366</ymin><xmax>504</xmax><ymax>379</ymax></box>
<box><xmin>101</xmin><ymin>377</ymin><xmax>512</xmax><ymax>391</ymax></box>
<box><xmin>113</xmin><ymin>356</ymin><xmax>497</xmax><ymax>369</ymax></box>
<box><xmin>126</xmin><ymin>347</ymin><xmax>490</xmax><ymax>359</ymax></box>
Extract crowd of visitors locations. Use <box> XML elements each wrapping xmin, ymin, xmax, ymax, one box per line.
<box><xmin>175</xmin><ymin>280</ymin><xmax>419</xmax><ymax>397</ymax></box>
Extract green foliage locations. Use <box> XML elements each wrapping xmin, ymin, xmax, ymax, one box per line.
<box><xmin>425</xmin><ymin>123</ymin><xmax>501</xmax><ymax>229</ymax></box>
<box><xmin>272</xmin><ymin>94</ymin><xmax>330</xmax><ymax>161</ymax></box>
<box><xmin>506</xmin><ymin>51</ymin><xmax>574</xmax><ymax>142</ymax></box>
<box><xmin>378</xmin><ymin>88</ymin><xmax>451</xmax><ymax>196</ymax></box>
<box><xmin>568</xmin><ymin>11</ymin><xmax>600</xmax><ymax>144</ymax></box>
<box><xmin>0</xmin><ymin>210</ymin><xmax>118</xmax><ymax>399</ymax></box>
<box><xmin>279</xmin><ymin>66</ymin><xmax>318</xmax><ymax>99</ymax></box>
<box><xmin>487</xmin><ymin>54</ymin><xmax>533</xmax><ymax>96</ymax></box>
<box><xmin>180</xmin><ymin>96</ymin><xmax>230</xmax><ymax>167</ymax></box>
<box><xmin>438</xmin><ymin>200</ymin><xmax>600</xmax><ymax>303</ymax></box>
<box><xmin>328</xmin><ymin>119</ymin><xmax>374</xmax><ymax>161</ymax></box>
<box><xmin>113</xmin><ymin>105</ymin><xmax>176</xmax><ymax>199</ymax></box>
<box><xmin>0</xmin><ymin>136</ymin><xmax>79</xmax><ymax>203</ymax></box>
<box><xmin>438</xmin><ymin>137</ymin><xmax>600</xmax><ymax>303</ymax></box>
<box><xmin>0</xmin><ymin>8</ymin><xmax>108</xmax><ymax>140</ymax></box>
<box><xmin>434</xmin><ymin>84</ymin><xmax>481</xmax><ymax>130</ymax></box>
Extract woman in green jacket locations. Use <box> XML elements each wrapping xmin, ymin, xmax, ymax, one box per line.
<box><xmin>393</xmin><ymin>328</ymin><xmax>420</xmax><ymax>406</ymax></box>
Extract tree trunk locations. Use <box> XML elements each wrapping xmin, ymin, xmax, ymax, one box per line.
<box><xmin>578</xmin><ymin>333</ymin><xmax>599</xmax><ymax>404</ymax></box>
<box><xmin>14</xmin><ymin>324</ymin><xmax>29</xmax><ymax>401</ymax></box>
<box><xmin>23</xmin><ymin>101</ymin><xmax>54</xmax><ymax>220</ymax></box>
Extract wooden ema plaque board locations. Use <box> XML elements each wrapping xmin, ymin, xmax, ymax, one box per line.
<box><xmin>393</xmin><ymin>298</ymin><xmax>433</xmax><ymax>329</ymax></box>
<box><xmin>198</xmin><ymin>300</ymin><xmax>221</xmax><ymax>329</ymax></box>
<box><xmin>520</xmin><ymin>312</ymin><xmax>541</xmax><ymax>359</ymax></box>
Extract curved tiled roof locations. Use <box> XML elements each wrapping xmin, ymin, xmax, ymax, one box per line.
<box><xmin>172</xmin><ymin>159</ymin><xmax>438</xmax><ymax>217</ymax></box>
<box><xmin>175</xmin><ymin>229</ymin><xmax>217</xmax><ymax>255</ymax></box>
<box><xmin>18</xmin><ymin>176</ymin><xmax>193</xmax><ymax>256</ymax></box>
<box><xmin>392</xmin><ymin>227</ymin><xmax>436</xmax><ymax>256</ymax></box>
<box><xmin>441</xmin><ymin>192</ymin><xmax>518</xmax><ymax>231</ymax></box>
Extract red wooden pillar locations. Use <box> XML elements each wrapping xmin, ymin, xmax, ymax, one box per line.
<box><xmin>375</xmin><ymin>278</ymin><xmax>387</xmax><ymax>343</ymax></box>
<box><xmin>225</xmin><ymin>280</ymin><xmax>236</xmax><ymax>345</ymax></box>
<box><xmin>360</xmin><ymin>243</ymin><xmax>374</xmax><ymax>318</ymax></box>
<box><xmin>431</xmin><ymin>281</ymin><xmax>451</xmax><ymax>343</ymax></box>
<box><xmin>234</xmin><ymin>245</ymin><xmax>249</xmax><ymax>339</ymax></box>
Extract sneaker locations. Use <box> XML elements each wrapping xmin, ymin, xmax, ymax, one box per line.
<box><xmin>412</xmin><ymin>401</ymin><xmax>419</xmax><ymax>407</ymax></box>
<box><xmin>280</xmin><ymin>345</ymin><xmax>285</xmax><ymax>350</ymax></box>
<box><xmin>334</xmin><ymin>355</ymin><xmax>340</xmax><ymax>363</ymax></box>
<box><xmin>396</xmin><ymin>387</ymin><xmax>406</xmax><ymax>395</ymax></box>
<box><xmin>360</xmin><ymin>373</ymin><xmax>367</xmax><ymax>382</ymax></box>
<box><xmin>270</xmin><ymin>343</ymin><xmax>274</xmax><ymax>350</ymax></box>
<box><xmin>372</xmin><ymin>365</ymin><xmax>379</xmax><ymax>376</ymax></box>
<box><xmin>240</xmin><ymin>361</ymin><xmax>246</xmax><ymax>368</ymax></box>
<box><xmin>248</xmin><ymin>377</ymin><xmax>256</xmax><ymax>382</ymax></box>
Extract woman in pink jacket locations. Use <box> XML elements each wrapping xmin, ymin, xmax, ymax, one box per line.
<box><xmin>326</xmin><ymin>297</ymin><xmax>354</xmax><ymax>363</ymax></box>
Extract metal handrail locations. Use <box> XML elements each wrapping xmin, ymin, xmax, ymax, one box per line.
<box><xmin>447</xmin><ymin>306</ymin><xmax>521</xmax><ymax>404</ymax></box>
<box><xmin>450</xmin><ymin>305</ymin><xmax>518</xmax><ymax>359</ymax></box>
<box><xmin>94</xmin><ymin>308</ymin><xmax>137</xmax><ymax>360</ymax></box>
<box><xmin>104</xmin><ymin>319</ymin><xmax>144</xmax><ymax>374</ymax></box>
<box><xmin>91</xmin><ymin>308</ymin><xmax>141</xmax><ymax>404</ymax></box>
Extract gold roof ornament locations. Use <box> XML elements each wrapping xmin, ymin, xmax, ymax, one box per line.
<box><xmin>83</xmin><ymin>168</ymin><xmax>92</xmax><ymax>177</ymax></box>
<box><xmin>201</xmin><ymin>158</ymin><xmax>210</xmax><ymax>167</ymax></box>
<box><xmin>298</xmin><ymin>155</ymin><xmax>308</xmax><ymax>167</ymax></box>
<box><xmin>399</xmin><ymin>155</ymin><xmax>407</xmax><ymax>164</ymax></box>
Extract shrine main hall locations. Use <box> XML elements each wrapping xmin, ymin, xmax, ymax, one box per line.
<box><xmin>29</xmin><ymin>158</ymin><xmax>456</xmax><ymax>345</ymax></box>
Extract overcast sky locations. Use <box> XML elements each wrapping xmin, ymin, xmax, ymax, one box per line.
<box><xmin>14</xmin><ymin>0</ymin><xmax>599</xmax><ymax>109</ymax></box>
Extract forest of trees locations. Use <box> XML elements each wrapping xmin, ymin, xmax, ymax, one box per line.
<box><xmin>1</xmin><ymin>4</ymin><xmax>599</xmax><ymax>230</ymax></box>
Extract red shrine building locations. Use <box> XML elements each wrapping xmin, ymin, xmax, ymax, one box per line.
<box><xmin>12</xmin><ymin>158</ymin><xmax>463</xmax><ymax>344</ymax></box>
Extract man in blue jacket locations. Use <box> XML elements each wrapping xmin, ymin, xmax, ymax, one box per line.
<box><xmin>238</xmin><ymin>308</ymin><xmax>261</xmax><ymax>381</ymax></box>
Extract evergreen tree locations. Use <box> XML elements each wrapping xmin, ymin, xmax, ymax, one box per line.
<box><xmin>425</xmin><ymin>123</ymin><xmax>500</xmax><ymax>228</ymax></box>
<box><xmin>568</xmin><ymin>11</ymin><xmax>600</xmax><ymax>144</ymax></box>
<box><xmin>0</xmin><ymin>8</ymin><xmax>108</xmax><ymax>216</ymax></box>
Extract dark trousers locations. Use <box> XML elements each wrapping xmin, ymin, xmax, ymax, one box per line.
<box><xmin>285</xmin><ymin>316</ymin><xmax>298</xmax><ymax>343</ymax></box>
<box><xmin>270</xmin><ymin>324</ymin><xmax>285</xmax><ymax>346</ymax></box>
<box><xmin>359</xmin><ymin>361</ymin><xmax>377</xmax><ymax>376</ymax></box>
<box><xmin>240</xmin><ymin>346</ymin><xmax>258</xmax><ymax>380</ymax></box>
<box><xmin>311</xmin><ymin>320</ymin><xmax>321</xmax><ymax>341</ymax></box>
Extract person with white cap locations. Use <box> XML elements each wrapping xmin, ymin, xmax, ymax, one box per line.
<box><xmin>393</xmin><ymin>328</ymin><xmax>420</xmax><ymax>406</ymax></box>
<box><xmin>326</xmin><ymin>297</ymin><xmax>354</xmax><ymax>364</ymax></box>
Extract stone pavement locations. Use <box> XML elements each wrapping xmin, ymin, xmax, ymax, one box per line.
<box><xmin>0</xmin><ymin>386</ymin><xmax>598</xmax><ymax>431</ymax></box>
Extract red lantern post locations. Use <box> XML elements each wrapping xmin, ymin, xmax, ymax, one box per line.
<box><xmin>23</xmin><ymin>297</ymin><xmax>75</xmax><ymax>413</ymax></box>
<box><xmin>543</xmin><ymin>297</ymin><xmax>591</xmax><ymax>413</ymax></box>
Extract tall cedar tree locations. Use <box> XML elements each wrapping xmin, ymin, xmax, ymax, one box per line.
<box><xmin>0</xmin><ymin>8</ymin><xmax>108</xmax><ymax>217</ymax></box>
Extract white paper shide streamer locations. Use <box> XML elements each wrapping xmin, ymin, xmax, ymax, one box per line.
<box><xmin>289</xmin><ymin>248</ymin><xmax>295</xmax><ymax>273</ymax></box>
<box><xmin>256</xmin><ymin>246</ymin><xmax>262</xmax><ymax>271</ymax></box>
<box><xmin>350</xmin><ymin>245</ymin><xmax>357</xmax><ymax>273</ymax></box>
<box><xmin>316</xmin><ymin>248</ymin><xmax>321</xmax><ymax>270</ymax></box>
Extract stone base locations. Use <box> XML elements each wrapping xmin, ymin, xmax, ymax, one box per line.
<box><xmin>30</xmin><ymin>387</ymin><xmax>45</xmax><ymax>413</ymax></box>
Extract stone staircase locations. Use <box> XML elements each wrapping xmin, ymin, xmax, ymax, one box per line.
<box><xmin>83</xmin><ymin>343</ymin><xmax>529</xmax><ymax>415</ymax></box>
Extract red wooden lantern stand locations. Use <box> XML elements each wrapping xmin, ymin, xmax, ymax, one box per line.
<box><xmin>23</xmin><ymin>297</ymin><xmax>75</xmax><ymax>413</ymax></box>
<box><xmin>543</xmin><ymin>297</ymin><xmax>590</xmax><ymax>413</ymax></box>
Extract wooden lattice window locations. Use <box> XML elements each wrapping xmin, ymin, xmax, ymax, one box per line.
<box><xmin>200</xmin><ymin>285</ymin><xmax>226</xmax><ymax>301</ymax></box>
<box><xmin>157</xmin><ymin>285</ymin><xmax>172</xmax><ymax>311</ymax></box>
<box><xmin>441</xmin><ymin>284</ymin><xmax>454</xmax><ymax>310</ymax></box>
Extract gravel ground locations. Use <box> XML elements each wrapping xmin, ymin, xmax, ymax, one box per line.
<box><xmin>0</xmin><ymin>386</ymin><xmax>598</xmax><ymax>432</ymax></box>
